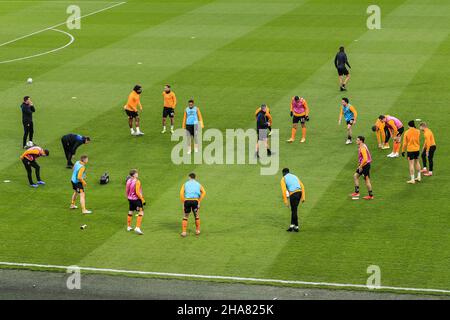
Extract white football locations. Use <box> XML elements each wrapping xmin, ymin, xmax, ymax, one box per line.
<box><xmin>26</xmin><ymin>141</ymin><xmax>34</xmax><ymax>147</ymax></box>
<box><xmin>27</xmin><ymin>78</ymin><xmax>33</xmax><ymax>84</ymax></box>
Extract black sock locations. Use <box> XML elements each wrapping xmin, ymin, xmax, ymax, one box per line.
<box><xmin>348</xmin><ymin>135</ymin><xmax>352</xmax><ymax>140</ymax></box>
<box><xmin>355</xmin><ymin>186</ymin><xmax>359</xmax><ymax>193</ymax></box>
<box><xmin>369</xmin><ymin>190</ymin><xmax>373</xmax><ymax>196</ymax></box>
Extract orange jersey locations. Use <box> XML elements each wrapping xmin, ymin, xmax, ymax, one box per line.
<box><xmin>124</xmin><ymin>91</ymin><xmax>141</xmax><ymax>112</ymax></box>
<box><xmin>374</xmin><ymin>119</ymin><xmax>386</xmax><ymax>144</ymax></box>
<box><xmin>163</xmin><ymin>91</ymin><xmax>177</xmax><ymax>109</ymax></box>
<box><xmin>255</xmin><ymin>106</ymin><xmax>272</xmax><ymax>125</ymax></box>
<box><xmin>20</xmin><ymin>147</ymin><xmax>43</xmax><ymax>161</ymax></box>
<box><xmin>422</xmin><ymin>128</ymin><xmax>436</xmax><ymax>151</ymax></box>
<box><xmin>402</xmin><ymin>128</ymin><xmax>421</xmax><ymax>152</ymax></box>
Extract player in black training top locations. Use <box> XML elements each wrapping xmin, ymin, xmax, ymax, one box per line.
<box><xmin>20</xmin><ymin>96</ymin><xmax>35</xmax><ymax>148</ymax></box>
<box><xmin>61</xmin><ymin>134</ymin><xmax>91</xmax><ymax>168</ymax></box>
<box><xmin>334</xmin><ymin>46</ymin><xmax>351</xmax><ymax>91</ymax></box>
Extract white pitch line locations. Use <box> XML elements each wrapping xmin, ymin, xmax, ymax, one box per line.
<box><xmin>0</xmin><ymin>1</ymin><xmax>126</xmax><ymax>48</ymax></box>
<box><xmin>0</xmin><ymin>28</ymin><xmax>74</xmax><ymax>64</ymax></box>
<box><xmin>0</xmin><ymin>261</ymin><xmax>449</xmax><ymax>295</ymax></box>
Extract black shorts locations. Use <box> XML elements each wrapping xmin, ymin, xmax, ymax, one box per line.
<box><xmin>346</xmin><ymin>119</ymin><xmax>355</xmax><ymax>126</ymax></box>
<box><xmin>184</xmin><ymin>200</ymin><xmax>199</xmax><ymax>214</ymax></box>
<box><xmin>356</xmin><ymin>163</ymin><xmax>371</xmax><ymax>178</ymax></box>
<box><xmin>293</xmin><ymin>115</ymin><xmax>306</xmax><ymax>124</ymax></box>
<box><xmin>337</xmin><ymin>67</ymin><xmax>349</xmax><ymax>76</ymax></box>
<box><xmin>162</xmin><ymin>107</ymin><xmax>175</xmax><ymax>118</ymax></box>
<box><xmin>129</xmin><ymin>199</ymin><xmax>143</xmax><ymax>212</ymax></box>
<box><xmin>407</xmin><ymin>151</ymin><xmax>420</xmax><ymax>160</ymax></box>
<box><xmin>186</xmin><ymin>124</ymin><xmax>196</xmax><ymax>137</ymax></box>
<box><xmin>72</xmin><ymin>181</ymin><xmax>84</xmax><ymax>193</ymax></box>
<box><xmin>397</xmin><ymin>126</ymin><xmax>404</xmax><ymax>137</ymax></box>
<box><xmin>125</xmin><ymin>109</ymin><xmax>138</xmax><ymax>118</ymax></box>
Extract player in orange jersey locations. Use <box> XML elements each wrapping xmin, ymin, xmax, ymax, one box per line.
<box><xmin>124</xmin><ymin>85</ymin><xmax>144</xmax><ymax>136</ymax></box>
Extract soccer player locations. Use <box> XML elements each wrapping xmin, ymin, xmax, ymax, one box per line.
<box><xmin>402</xmin><ymin>121</ymin><xmax>421</xmax><ymax>184</ymax></box>
<box><xmin>351</xmin><ymin>136</ymin><xmax>373</xmax><ymax>200</ymax></box>
<box><xmin>255</xmin><ymin>104</ymin><xmax>273</xmax><ymax>136</ymax></box>
<box><xmin>287</xmin><ymin>96</ymin><xmax>309</xmax><ymax>143</ymax></box>
<box><xmin>161</xmin><ymin>84</ymin><xmax>177</xmax><ymax>134</ymax></box>
<box><xmin>124</xmin><ymin>85</ymin><xmax>144</xmax><ymax>136</ymax></box>
<box><xmin>70</xmin><ymin>155</ymin><xmax>92</xmax><ymax>214</ymax></box>
<box><xmin>419</xmin><ymin>122</ymin><xmax>437</xmax><ymax>177</ymax></box>
<box><xmin>61</xmin><ymin>134</ymin><xmax>91</xmax><ymax>168</ymax></box>
<box><xmin>372</xmin><ymin>118</ymin><xmax>390</xmax><ymax>149</ymax></box>
<box><xmin>256</xmin><ymin>104</ymin><xmax>272</xmax><ymax>157</ymax></box>
<box><xmin>20</xmin><ymin>96</ymin><xmax>35</xmax><ymax>148</ymax></box>
<box><xmin>182</xmin><ymin>99</ymin><xmax>204</xmax><ymax>154</ymax></box>
<box><xmin>20</xmin><ymin>146</ymin><xmax>49</xmax><ymax>187</ymax></box>
<box><xmin>125</xmin><ymin>169</ymin><xmax>145</xmax><ymax>235</ymax></box>
<box><xmin>180</xmin><ymin>173</ymin><xmax>206</xmax><ymax>237</ymax></box>
<box><xmin>338</xmin><ymin>98</ymin><xmax>357</xmax><ymax>144</ymax></box>
<box><xmin>280</xmin><ymin>168</ymin><xmax>305</xmax><ymax>232</ymax></box>
<box><xmin>379</xmin><ymin>115</ymin><xmax>404</xmax><ymax>158</ymax></box>
<box><xmin>334</xmin><ymin>46</ymin><xmax>351</xmax><ymax>91</ymax></box>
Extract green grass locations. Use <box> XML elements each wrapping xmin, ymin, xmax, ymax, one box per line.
<box><xmin>0</xmin><ymin>0</ymin><xmax>449</xmax><ymax>294</ymax></box>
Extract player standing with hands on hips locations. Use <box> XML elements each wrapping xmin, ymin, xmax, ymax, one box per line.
<box><xmin>21</xmin><ymin>96</ymin><xmax>35</xmax><ymax>148</ymax></box>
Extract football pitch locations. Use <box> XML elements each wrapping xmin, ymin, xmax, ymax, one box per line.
<box><xmin>0</xmin><ymin>0</ymin><xmax>449</xmax><ymax>296</ymax></box>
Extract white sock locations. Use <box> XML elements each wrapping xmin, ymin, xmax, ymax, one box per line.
<box><xmin>423</xmin><ymin>167</ymin><xmax>427</xmax><ymax>171</ymax></box>
<box><xmin>136</xmin><ymin>127</ymin><xmax>141</xmax><ymax>133</ymax></box>
<box><xmin>290</xmin><ymin>224</ymin><xmax>295</xmax><ymax>228</ymax></box>
<box><xmin>171</xmin><ymin>125</ymin><xmax>174</xmax><ymax>130</ymax></box>
<box><xmin>410</xmin><ymin>175</ymin><xmax>414</xmax><ymax>181</ymax></box>
<box><xmin>417</xmin><ymin>172</ymin><xmax>421</xmax><ymax>179</ymax></box>
<box><xmin>130</xmin><ymin>128</ymin><xmax>135</xmax><ymax>133</ymax></box>
<box><xmin>163</xmin><ymin>126</ymin><xmax>166</xmax><ymax>130</ymax></box>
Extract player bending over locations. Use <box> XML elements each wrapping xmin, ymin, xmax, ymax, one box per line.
<box><xmin>338</xmin><ymin>98</ymin><xmax>357</xmax><ymax>144</ymax></box>
<box><xmin>402</xmin><ymin>121</ymin><xmax>421</xmax><ymax>184</ymax></box>
<box><xmin>61</xmin><ymin>134</ymin><xmax>90</xmax><ymax>168</ymax></box>
<box><xmin>124</xmin><ymin>85</ymin><xmax>144</xmax><ymax>136</ymax></box>
<box><xmin>419</xmin><ymin>122</ymin><xmax>437</xmax><ymax>177</ymax></box>
<box><xmin>379</xmin><ymin>115</ymin><xmax>404</xmax><ymax>158</ymax></box>
<box><xmin>20</xmin><ymin>146</ymin><xmax>49</xmax><ymax>187</ymax></box>
<box><xmin>180</xmin><ymin>173</ymin><xmax>206</xmax><ymax>237</ymax></box>
<box><xmin>351</xmin><ymin>136</ymin><xmax>374</xmax><ymax>200</ymax></box>
<box><xmin>161</xmin><ymin>84</ymin><xmax>177</xmax><ymax>134</ymax></box>
<box><xmin>372</xmin><ymin>118</ymin><xmax>390</xmax><ymax>150</ymax></box>
<box><xmin>70</xmin><ymin>155</ymin><xmax>92</xmax><ymax>214</ymax></box>
<box><xmin>280</xmin><ymin>168</ymin><xmax>306</xmax><ymax>232</ymax></box>
<box><xmin>125</xmin><ymin>169</ymin><xmax>145</xmax><ymax>235</ymax></box>
<box><xmin>182</xmin><ymin>99</ymin><xmax>204</xmax><ymax>154</ymax></box>
<box><xmin>287</xmin><ymin>96</ymin><xmax>309</xmax><ymax>143</ymax></box>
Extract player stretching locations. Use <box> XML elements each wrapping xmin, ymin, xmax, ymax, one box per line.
<box><xmin>419</xmin><ymin>122</ymin><xmax>437</xmax><ymax>177</ymax></box>
<box><xmin>402</xmin><ymin>121</ymin><xmax>421</xmax><ymax>184</ymax></box>
<box><xmin>182</xmin><ymin>99</ymin><xmax>204</xmax><ymax>154</ymax></box>
<box><xmin>338</xmin><ymin>98</ymin><xmax>357</xmax><ymax>144</ymax></box>
<box><xmin>351</xmin><ymin>136</ymin><xmax>374</xmax><ymax>200</ymax></box>
<box><xmin>255</xmin><ymin>104</ymin><xmax>273</xmax><ymax>136</ymax></box>
<box><xmin>379</xmin><ymin>115</ymin><xmax>404</xmax><ymax>158</ymax></box>
<box><xmin>70</xmin><ymin>155</ymin><xmax>92</xmax><ymax>214</ymax></box>
<box><xmin>124</xmin><ymin>85</ymin><xmax>144</xmax><ymax>136</ymax></box>
<box><xmin>372</xmin><ymin>118</ymin><xmax>390</xmax><ymax>149</ymax></box>
<box><xmin>280</xmin><ymin>168</ymin><xmax>305</xmax><ymax>232</ymax></box>
<box><xmin>20</xmin><ymin>146</ymin><xmax>49</xmax><ymax>187</ymax></box>
<box><xmin>161</xmin><ymin>85</ymin><xmax>177</xmax><ymax>134</ymax></box>
<box><xmin>180</xmin><ymin>173</ymin><xmax>206</xmax><ymax>237</ymax></box>
<box><xmin>287</xmin><ymin>96</ymin><xmax>309</xmax><ymax>143</ymax></box>
<box><xmin>126</xmin><ymin>169</ymin><xmax>145</xmax><ymax>235</ymax></box>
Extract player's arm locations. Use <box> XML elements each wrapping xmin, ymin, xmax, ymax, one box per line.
<box><xmin>78</xmin><ymin>167</ymin><xmax>87</xmax><ymax>186</ymax></box>
<box><xmin>299</xmin><ymin>180</ymin><xmax>306</xmax><ymax>202</ymax></box>
<box><xmin>424</xmin><ymin>133</ymin><xmax>431</xmax><ymax>152</ymax></box>
<box><xmin>197</xmin><ymin>109</ymin><xmax>204</xmax><ymax>128</ymax></box>
<box><xmin>338</xmin><ymin>108</ymin><xmax>343</xmax><ymax>124</ymax></box>
<box><xmin>20</xmin><ymin>149</ymin><xmax>39</xmax><ymax>160</ymax></box>
<box><xmin>345</xmin><ymin>55</ymin><xmax>351</xmax><ymax>68</ymax></box>
<box><xmin>304</xmin><ymin>100</ymin><xmax>310</xmax><ymax>117</ymax></box>
<box><xmin>350</xmin><ymin>106</ymin><xmax>357</xmax><ymax>122</ymax></box>
<box><xmin>334</xmin><ymin>54</ymin><xmax>338</xmax><ymax>68</ymax></box>
<box><xmin>402</xmin><ymin>132</ymin><xmax>408</xmax><ymax>153</ymax></box>
<box><xmin>135</xmin><ymin>180</ymin><xmax>145</xmax><ymax>204</ymax></box>
<box><xmin>199</xmin><ymin>186</ymin><xmax>206</xmax><ymax>202</ymax></box>
<box><xmin>388</xmin><ymin>120</ymin><xmax>398</xmax><ymax>136</ymax></box>
<box><xmin>280</xmin><ymin>178</ymin><xmax>288</xmax><ymax>205</ymax></box>
<box><xmin>266</xmin><ymin>112</ymin><xmax>273</xmax><ymax>125</ymax></box>
<box><xmin>173</xmin><ymin>93</ymin><xmax>177</xmax><ymax>108</ymax></box>
<box><xmin>255</xmin><ymin>108</ymin><xmax>261</xmax><ymax>117</ymax></box>
<box><xmin>180</xmin><ymin>185</ymin><xmax>185</xmax><ymax>202</ymax></box>
<box><xmin>290</xmin><ymin>98</ymin><xmax>294</xmax><ymax>117</ymax></box>
<box><xmin>182</xmin><ymin>111</ymin><xmax>187</xmax><ymax>129</ymax></box>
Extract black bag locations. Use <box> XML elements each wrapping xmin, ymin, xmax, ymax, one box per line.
<box><xmin>100</xmin><ymin>172</ymin><xmax>110</xmax><ymax>185</ymax></box>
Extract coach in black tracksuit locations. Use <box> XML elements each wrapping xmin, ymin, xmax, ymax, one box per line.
<box><xmin>256</xmin><ymin>104</ymin><xmax>272</xmax><ymax>157</ymax></box>
<box><xmin>21</xmin><ymin>96</ymin><xmax>35</xmax><ymax>148</ymax></box>
<box><xmin>61</xmin><ymin>134</ymin><xmax>90</xmax><ymax>168</ymax></box>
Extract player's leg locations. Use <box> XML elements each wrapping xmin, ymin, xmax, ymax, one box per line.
<box><xmin>300</xmin><ymin>120</ymin><xmax>307</xmax><ymax>143</ymax></box>
<box><xmin>383</xmin><ymin>127</ymin><xmax>391</xmax><ymax>149</ymax></box>
<box><xmin>80</xmin><ymin>189</ymin><xmax>91</xmax><ymax>214</ymax></box>
<box><xmin>193</xmin><ymin>124</ymin><xmax>199</xmax><ymax>153</ymax></box>
<box><xmin>414</xmin><ymin>158</ymin><xmax>421</xmax><ymax>182</ymax></box>
<box><xmin>169</xmin><ymin>110</ymin><xmax>175</xmax><ymax>133</ymax></box>
<box><xmin>194</xmin><ymin>205</ymin><xmax>201</xmax><ymax>235</ymax></box>
<box><xmin>352</xmin><ymin>171</ymin><xmax>361</xmax><ymax>198</ymax></box>
<box><xmin>407</xmin><ymin>158</ymin><xmax>415</xmax><ymax>183</ymax></box>
<box><xmin>31</xmin><ymin>161</ymin><xmax>44</xmax><ymax>185</ymax></box>
<box><xmin>421</xmin><ymin>150</ymin><xmax>428</xmax><ymax>172</ymax></box>
<box><xmin>425</xmin><ymin>146</ymin><xmax>436</xmax><ymax>176</ymax></box>
<box><xmin>127</xmin><ymin>211</ymin><xmax>134</xmax><ymax>231</ymax></box>
<box><xmin>346</xmin><ymin>122</ymin><xmax>353</xmax><ymax>143</ymax></box>
<box><xmin>22</xmin><ymin>159</ymin><xmax>35</xmax><ymax>186</ymax></box>
<box><xmin>162</xmin><ymin>113</ymin><xmax>167</xmax><ymax>133</ymax></box>
<box><xmin>70</xmin><ymin>189</ymin><xmax>78</xmax><ymax>209</ymax></box>
<box><xmin>135</xmin><ymin>115</ymin><xmax>143</xmax><ymax>135</ymax></box>
<box><xmin>29</xmin><ymin>122</ymin><xmax>34</xmax><ymax>143</ymax></box>
<box><xmin>22</xmin><ymin>123</ymin><xmax>29</xmax><ymax>148</ymax></box>
<box><xmin>287</xmin><ymin>121</ymin><xmax>298</xmax><ymax>142</ymax></box>
<box><xmin>363</xmin><ymin>170</ymin><xmax>374</xmax><ymax>200</ymax></box>
<box><xmin>127</xmin><ymin>114</ymin><xmax>135</xmax><ymax>135</ymax></box>
<box><xmin>288</xmin><ymin>193</ymin><xmax>300</xmax><ymax>232</ymax></box>
<box><xmin>134</xmin><ymin>206</ymin><xmax>144</xmax><ymax>235</ymax></box>
<box><xmin>181</xmin><ymin>202</ymin><xmax>190</xmax><ymax>237</ymax></box>
<box><xmin>343</xmin><ymin>73</ymin><xmax>350</xmax><ymax>87</ymax></box>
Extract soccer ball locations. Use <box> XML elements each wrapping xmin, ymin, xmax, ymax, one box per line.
<box><xmin>27</xmin><ymin>78</ymin><xmax>33</xmax><ymax>84</ymax></box>
<box><xmin>26</xmin><ymin>141</ymin><xmax>34</xmax><ymax>147</ymax></box>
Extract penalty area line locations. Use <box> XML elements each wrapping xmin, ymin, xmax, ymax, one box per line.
<box><xmin>0</xmin><ymin>261</ymin><xmax>449</xmax><ymax>295</ymax></box>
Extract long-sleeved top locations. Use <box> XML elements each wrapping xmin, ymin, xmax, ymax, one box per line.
<box><xmin>280</xmin><ymin>173</ymin><xmax>305</xmax><ymax>205</ymax></box>
<box><xmin>20</xmin><ymin>146</ymin><xmax>44</xmax><ymax>161</ymax></box>
<box><xmin>63</xmin><ymin>134</ymin><xmax>86</xmax><ymax>154</ymax></box>
<box><xmin>21</xmin><ymin>103</ymin><xmax>35</xmax><ymax>123</ymax></box>
<box><xmin>255</xmin><ymin>106</ymin><xmax>272</xmax><ymax>125</ymax></box>
<box><xmin>256</xmin><ymin>110</ymin><xmax>269</xmax><ymax>130</ymax></box>
<box><xmin>402</xmin><ymin>128</ymin><xmax>421</xmax><ymax>152</ymax></box>
<box><xmin>334</xmin><ymin>51</ymin><xmax>351</xmax><ymax>69</ymax></box>
<box><xmin>163</xmin><ymin>91</ymin><xmax>177</xmax><ymax>109</ymax></box>
<box><xmin>422</xmin><ymin>128</ymin><xmax>436</xmax><ymax>151</ymax></box>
